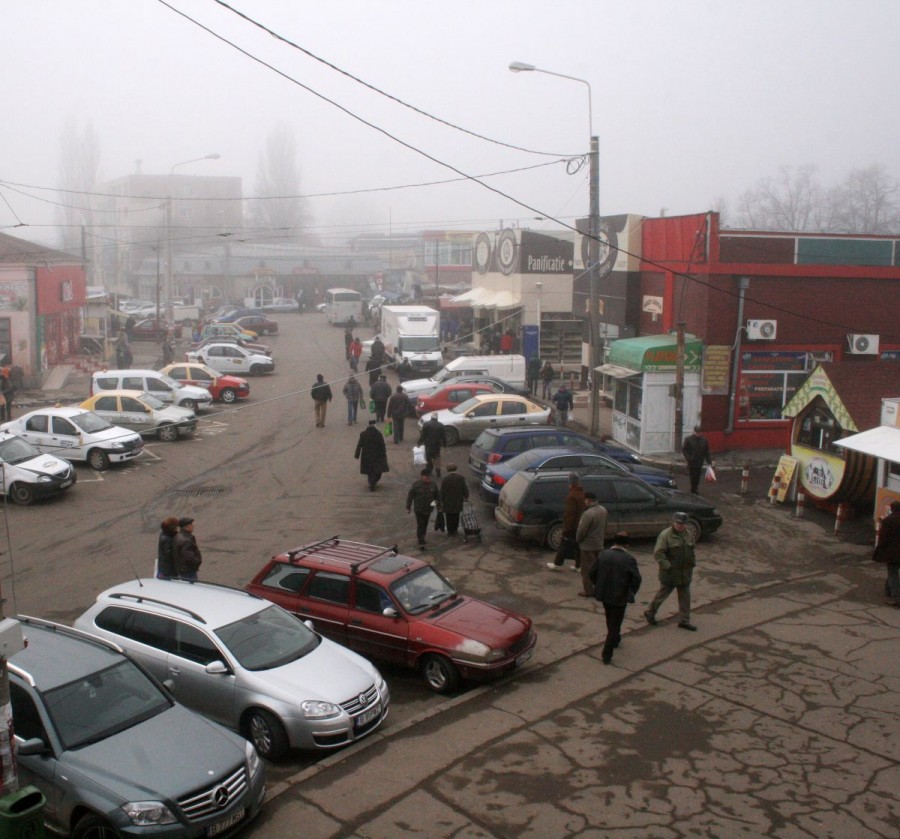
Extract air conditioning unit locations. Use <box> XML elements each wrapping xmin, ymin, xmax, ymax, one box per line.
<box><xmin>847</xmin><ymin>333</ymin><xmax>880</xmax><ymax>355</ymax></box>
<box><xmin>746</xmin><ymin>319</ymin><xmax>777</xmax><ymax>340</ymax></box>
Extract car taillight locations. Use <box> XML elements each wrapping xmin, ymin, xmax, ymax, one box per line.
<box><xmin>492</xmin><ymin>475</ymin><xmax>506</xmax><ymax>487</ymax></box>
<box><xmin>488</xmin><ymin>453</ymin><xmax>502</xmax><ymax>463</ymax></box>
<box><xmin>514</xmin><ymin>509</ymin><xmax>524</xmax><ymax>523</ymax></box>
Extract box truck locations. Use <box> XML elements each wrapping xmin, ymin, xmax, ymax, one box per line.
<box><xmin>379</xmin><ymin>305</ymin><xmax>443</xmax><ymax>376</ymax></box>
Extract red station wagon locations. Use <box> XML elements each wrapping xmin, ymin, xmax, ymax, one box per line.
<box><xmin>246</xmin><ymin>538</ymin><xmax>537</xmax><ymax>693</ymax></box>
<box><xmin>415</xmin><ymin>382</ymin><xmax>497</xmax><ymax>418</ymax></box>
<box><xmin>160</xmin><ymin>362</ymin><xmax>250</xmax><ymax>404</ymax></box>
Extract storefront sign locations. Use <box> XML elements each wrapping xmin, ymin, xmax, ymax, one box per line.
<box><xmin>701</xmin><ymin>345</ymin><xmax>732</xmax><ymax>395</ymax></box>
<box><xmin>794</xmin><ymin>450</ymin><xmax>842</xmax><ymax>499</ymax></box>
<box><xmin>473</xmin><ymin>229</ymin><xmax>573</xmax><ymax>276</ymax></box>
<box><xmin>642</xmin><ymin>296</ymin><xmax>663</xmax><ymax>314</ymax></box>
<box><xmin>769</xmin><ymin>455</ymin><xmax>798</xmax><ymax>503</ymax></box>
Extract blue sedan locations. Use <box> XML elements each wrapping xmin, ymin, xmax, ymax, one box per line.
<box><xmin>480</xmin><ymin>446</ymin><xmax>677</xmax><ymax>503</ymax></box>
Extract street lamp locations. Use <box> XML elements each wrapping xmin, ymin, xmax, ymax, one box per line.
<box><xmin>166</xmin><ymin>153</ymin><xmax>220</xmax><ymax>319</ymax></box>
<box><xmin>509</xmin><ymin>61</ymin><xmax>601</xmax><ymax>436</ymax></box>
<box><xmin>534</xmin><ymin>281</ymin><xmax>543</xmax><ymax>357</ymax></box>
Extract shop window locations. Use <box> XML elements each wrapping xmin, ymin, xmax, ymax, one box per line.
<box><xmin>797</xmin><ymin>403</ymin><xmax>843</xmax><ymax>453</ymax></box>
<box><xmin>738</xmin><ymin>351</ymin><xmax>830</xmax><ymax>422</ymax></box>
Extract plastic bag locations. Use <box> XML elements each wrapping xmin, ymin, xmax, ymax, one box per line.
<box><xmin>369</xmin><ymin>399</ymin><xmax>376</xmax><ymax>413</ymax></box>
<box><xmin>384</xmin><ymin>420</ymin><xmax>393</xmax><ymax>437</ymax></box>
<box><xmin>704</xmin><ymin>465</ymin><xmax>717</xmax><ymax>483</ymax></box>
<box><xmin>412</xmin><ymin>445</ymin><xmax>427</xmax><ymax>466</ymax></box>
<box><xmin>434</xmin><ymin>511</ymin><xmax>445</xmax><ymax>532</ymax></box>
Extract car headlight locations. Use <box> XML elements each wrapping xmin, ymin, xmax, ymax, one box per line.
<box><xmin>300</xmin><ymin>700</ymin><xmax>341</xmax><ymax>719</ymax></box>
<box><xmin>38</xmin><ymin>475</ymin><xmax>52</xmax><ymax>483</ymax></box>
<box><xmin>245</xmin><ymin>740</ymin><xmax>261</xmax><ymax>776</ymax></box>
<box><xmin>122</xmin><ymin>801</ymin><xmax>177</xmax><ymax>826</ymax></box>
<box><xmin>110</xmin><ymin>442</ymin><xmax>125</xmax><ymax>450</ymax></box>
<box><xmin>486</xmin><ymin>648</ymin><xmax>508</xmax><ymax>662</ymax></box>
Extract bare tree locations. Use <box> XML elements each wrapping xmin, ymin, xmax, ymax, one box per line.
<box><xmin>827</xmin><ymin>164</ymin><xmax>898</xmax><ymax>234</ymax></box>
<box><xmin>56</xmin><ymin>117</ymin><xmax>102</xmax><ymax>253</ymax></box>
<box><xmin>251</xmin><ymin>122</ymin><xmax>315</xmax><ymax>243</ymax></box>
<box><xmin>735</xmin><ymin>165</ymin><xmax>822</xmax><ymax>231</ymax></box>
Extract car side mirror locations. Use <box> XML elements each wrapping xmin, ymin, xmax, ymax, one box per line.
<box><xmin>16</xmin><ymin>737</ymin><xmax>48</xmax><ymax>756</ymax></box>
<box><xmin>382</xmin><ymin>607</ymin><xmax>399</xmax><ymax>618</ymax></box>
<box><xmin>205</xmin><ymin>660</ymin><xmax>230</xmax><ymax>675</ymax></box>
<box><xmin>304</xmin><ymin>619</ymin><xmax>316</xmax><ymax>631</ymax></box>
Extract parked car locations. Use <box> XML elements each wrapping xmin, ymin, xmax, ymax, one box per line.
<box><xmin>0</xmin><ymin>430</ymin><xmax>76</xmax><ymax>505</ymax></box>
<box><xmin>262</xmin><ymin>297</ymin><xmax>299</xmax><ymax>313</ymax></box>
<box><xmin>415</xmin><ymin>382</ymin><xmax>497</xmax><ymax>417</ymax></box>
<box><xmin>160</xmin><ymin>362</ymin><xmax>250</xmax><ymax>404</ymax></box>
<box><xmin>10</xmin><ymin>615</ymin><xmax>266</xmax><ymax>838</ymax></box>
<box><xmin>81</xmin><ymin>390</ymin><xmax>197</xmax><ymax>441</ymax></box>
<box><xmin>2</xmin><ymin>407</ymin><xmax>144</xmax><ymax>470</ymax></box>
<box><xmin>468</xmin><ymin>426</ymin><xmax>643</xmax><ymax>477</ymax></box>
<box><xmin>130</xmin><ymin>318</ymin><xmax>183</xmax><ymax>341</ymax></box>
<box><xmin>232</xmin><ymin>315</ymin><xmax>278</xmax><ymax>335</ymax></box>
<box><xmin>187</xmin><ymin>342</ymin><xmax>275</xmax><ymax>376</ymax></box>
<box><xmin>495</xmin><ymin>471</ymin><xmax>723</xmax><ymax>549</ymax></box>
<box><xmin>212</xmin><ymin>307</ymin><xmax>265</xmax><ymax>323</ymax></box>
<box><xmin>420</xmin><ymin>394</ymin><xmax>550</xmax><ymax>446</ymax></box>
<box><xmin>480</xmin><ymin>446</ymin><xmax>677</xmax><ymax>502</ymax></box>
<box><xmin>190</xmin><ymin>334</ymin><xmax>273</xmax><ymax>357</ymax></box>
<box><xmin>201</xmin><ymin>323</ymin><xmax>258</xmax><ymax>343</ymax></box>
<box><xmin>245</xmin><ymin>538</ymin><xmax>537</xmax><ymax>694</ymax></box>
<box><xmin>75</xmin><ymin>579</ymin><xmax>390</xmax><ymax>759</ymax></box>
<box><xmin>91</xmin><ymin>369</ymin><xmax>212</xmax><ymax>412</ymax></box>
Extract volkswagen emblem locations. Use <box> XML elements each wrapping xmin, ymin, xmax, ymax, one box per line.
<box><xmin>213</xmin><ymin>785</ymin><xmax>230</xmax><ymax>809</ymax></box>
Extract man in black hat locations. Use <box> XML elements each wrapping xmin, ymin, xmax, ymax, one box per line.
<box><xmin>589</xmin><ymin>532</ymin><xmax>642</xmax><ymax>665</ymax></box>
<box><xmin>173</xmin><ymin>517</ymin><xmax>202</xmax><ymax>581</ymax></box>
<box><xmin>355</xmin><ymin>419</ymin><xmax>390</xmax><ymax>491</ymax></box>
<box><xmin>645</xmin><ymin>512</ymin><xmax>697</xmax><ymax>630</ymax></box>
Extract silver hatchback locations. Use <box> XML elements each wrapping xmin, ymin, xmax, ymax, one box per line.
<box><xmin>75</xmin><ymin>579</ymin><xmax>389</xmax><ymax>759</ymax></box>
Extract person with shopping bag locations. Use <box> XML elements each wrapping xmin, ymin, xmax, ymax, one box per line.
<box><xmin>406</xmin><ymin>469</ymin><xmax>441</xmax><ymax>551</ymax></box>
<box><xmin>440</xmin><ymin>464</ymin><xmax>469</xmax><ymax>536</ymax></box>
<box><xmin>386</xmin><ymin>385</ymin><xmax>409</xmax><ymax>444</ymax></box>
<box><xmin>682</xmin><ymin>425</ymin><xmax>714</xmax><ymax>494</ymax></box>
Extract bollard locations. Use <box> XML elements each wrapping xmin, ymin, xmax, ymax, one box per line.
<box><xmin>769</xmin><ymin>474</ymin><xmax>782</xmax><ymax>504</ymax></box>
<box><xmin>740</xmin><ymin>464</ymin><xmax>750</xmax><ymax>495</ymax></box>
<box><xmin>834</xmin><ymin>502</ymin><xmax>849</xmax><ymax>535</ymax></box>
<box><xmin>795</xmin><ymin>490</ymin><xmax>806</xmax><ymax>518</ymax></box>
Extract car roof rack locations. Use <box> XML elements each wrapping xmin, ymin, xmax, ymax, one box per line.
<box><xmin>108</xmin><ymin>592</ymin><xmax>207</xmax><ymax>624</ymax></box>
<box><xmin>284</xmin><ymin>536</ymin><xmax>401</xmax><ymax>574</ymax></box>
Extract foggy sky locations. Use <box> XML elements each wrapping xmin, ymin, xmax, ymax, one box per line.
<box><xmin>4</xmin><ymin>0</ymin><xmax>899</xmax><ymax>249</ymax></box>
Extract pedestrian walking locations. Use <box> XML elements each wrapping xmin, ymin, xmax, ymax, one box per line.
<box><xmin>370</xmin><ymin>336</ymin><xmax>385</xmax><ymax>367</ymax></box>
<box><xmin>541</xmin><ymin>361</ymin><xmax>555</xmax><ymax>400</ymax></box>
<box><xmin>527</xmin><ymin>356</ymin><xmax>542</xmax><ymax>395</ymax></box>
<box><xmin>440</xmin><ymin>464</ymin><xmax>469</xmax><ymax>536</ymax></box>
<box><xmin>115</xmin><ymin>329</ymin><xmax>129</xmax><ymax>368</ymax></box>
<box><xmin>589</xmin><ymin>532</ymin><xmax>642</xmax><ymax>665</ymax></box>
<box><xmin>552</xmin><ymin>384</ymin><xmax>574</xmax><ymax>427</ymax></box>
<box><xmin>311</xmin><ymin>373</ymin><xmax>333</xmax><ymax>427</ymax></box>
<box><xmin>342</xmin><ymin>376</ymin><xmax>363</xmax><ymax>425</ymax></box>
<box><xmin>125</xmin><ymin>315</ymin><xmax>136</xmax><ymax>342</ymax></box>
<box><xmin>874</xmin><ymin>500</ymin><xmax>900</xmax><ymax>607</ymax></box>
<box><xmin>644</xmin><ymin>512</ymin><xmax>698</xmax><ymax>631</ymax></box>
<box><xmin>386</xmin><ymin>385</ymin><xmax>409</xmax><ymax>444</ymax></box>
<box><xmin>406</xmin><ymin>469</ymin><xmax>441</xmax><ymax>550</ymax></box>
<box><xmin>547</xmin><ymin>473</ymin><xmax>586</xmax><ymax>570</ymax></box>
<box><xmin>343</xmin><ymin>325</ymin><xmax>354</xmax><ymax>361</ymax></box>
<box><xmin>370</xmin><ymin>375</ymin><xmax>392</xmax><ymax>422</ymax></box>
<box><xmin>500</xmin><ymin>329</ymin><xmax>514</xmax><ymax>355</ymax></box>
<box><xmin>0</xmin><ymin>368</ymin><xmax>13</xmax><ymax>422</ymax></box>
<box><xmin>161</xmin><ymin>333</ymin><xmax>175</xmax><ymax>366</ymax></box>
<box><xmin>172</xmin><ymin>517</ymin><xmax>202</xmax><ymax>581</ymax></box>
<box><xmin>349</xmin><ymin>337</ymin><xmax>363</xmax><ymax>372</ymax></box>
<box><xmin>418</xmin><ymin>413</ymin><xmax>446</xmax><ymax>477</ymax></box>
<box><xmin>355</xmin><ymin>419</ymin><xmax>390</xmax><ymax>491</ymax></box>
<box><xmin>365</xmin><ymin>356</ymin><xmax>380</xmax><ymax>388</ymax></box>
<box><xmin>156</xmin><ymin>516</ymin><xmax>179</xmax><ymax>580</ymax></box>
<box><xmin>682</xmin><ymin>425</ymin><xmax>713</xmax><ymax>494</ymax></box>
<box><xmin>575</xmin><ymin>491</ymin><xmax>608</xmax><ymax>596</ymax></box>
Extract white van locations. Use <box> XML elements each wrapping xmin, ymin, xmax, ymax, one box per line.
<box><xmin>90</xmin><ymin>369</ymin><xmax>213</xmax><ymax>412</ymax></box>
<box><xmin>401</xmin><ymin>355</ymin><xmax>527</xmax><ymax>400</ymax></box>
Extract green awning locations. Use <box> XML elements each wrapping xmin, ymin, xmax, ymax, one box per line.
<box><xmin>608</xmin><ymin>335</ymin><xmax>703</xmax><ymax>372</ymax></box>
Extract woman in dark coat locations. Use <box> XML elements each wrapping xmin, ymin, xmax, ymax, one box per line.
<box><xmin>355</xmin><ymin>420</ymin><xmax>390</xmax><ymax>491</ymax></box>
<box><xmin>439</xmin><ymin>464</ymin><xmax>469</xmax><ymax>536</ymax></box>
<box><xmin>156</xmin><ymin>516</ymin><xmax>179</xmax><ymax>579</ymax></box>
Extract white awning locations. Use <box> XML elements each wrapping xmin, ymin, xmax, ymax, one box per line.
<box><xmin>595</xmin><ymin>363</ymin><xmax>642</xmax><ymax>379</ymax></box>
<box><xmin>449</xmin><ymin>288</ymin><xmax>521</xmax><ymax>309</ymax></box>
<box><xmin>835</xmin><ymin>425</ymin><xmax>900</xmax><ymax>463</ymax></box>
<box><xmin>450</xmin><ymin>287</ymin><xmax>491</xmax><ymax>305</ymax></box>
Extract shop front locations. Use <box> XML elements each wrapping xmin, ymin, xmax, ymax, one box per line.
<box><xmin>597</xmin><ymin>334</ymin><xmax>703</xmax><ymax>455</ymax></box>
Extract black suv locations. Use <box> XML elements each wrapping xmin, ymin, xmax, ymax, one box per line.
<box><xmin>494</xmin><ymin>471</ymin><xmax>722</xmax><ymax>549</ymax></box>
<box><xmin>468</xmin><ymin>426</ymin><xmax>641</xmax><ymax>477</ymax></box>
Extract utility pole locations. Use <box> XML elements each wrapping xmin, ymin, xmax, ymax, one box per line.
<box><xmin>588</xmin><ymin>135</ymin><xmax>601</xmax><ymax>436</ymax></box>
<box><xmin>674</xmin><ymin>321</ymin><xmax>686</xmax><ymax>459</ymax></box>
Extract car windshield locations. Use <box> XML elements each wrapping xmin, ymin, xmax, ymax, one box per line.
<box><xmin>0</xmin><ymin>435</ymin><xmax>43</xmax><ymax>464</ymax></box>
<box><xmin>391</xmin><ymin>566</ymin><xmax>456</xmax><ymax>614</ymax></box>
<box><xmin>139</xmin><ymin>392</ymin><xmax>166</xmax><ymax>409</ymax></box>
<box><xmin>432</xmin><ymin>369</ymin><xmax>453</xmax><ymax>384</ymax></box>
<box><xmin>158</xmin><ymin>374</ymin><xmax>181</xmax><ymax>388</ymax></box>
<box><xmin>401</xmin><ymin>337</ymin><xmax>439</xmax><ymax>352</ymax></box>
<box><xmin>70</xmin><ymin>411</ymin><xmax>113</xmax><ymax>434</ymax></box>
<box><xmin>450</xmin><ymin>396</ymin><xmax>482</xmax><ymax>415</ymax></box>
<box><xmin>215</xmin><ymin>605</ymin><xmax>319</xmax><ymax>670</ymax></box>
<box><xmin>43</xmin><ymin>659</ymin><xmax>171</xmax><ymax>750</ymax></box>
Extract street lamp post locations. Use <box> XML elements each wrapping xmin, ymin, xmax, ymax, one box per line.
<box><xmin>509</xmin><ymin>62</ymin><xmax>601</xmax><ymax>436</ymax></box>
<box><xmin>166</xmin><ymin>154</ymin><xmax>220</xmax><ymax>321</ymax></box>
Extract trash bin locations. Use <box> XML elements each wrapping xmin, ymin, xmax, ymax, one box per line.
<box><xmin>0</xmin><ymin>785</ymin><xmax>45</xmax><ymax>838</ymax></box>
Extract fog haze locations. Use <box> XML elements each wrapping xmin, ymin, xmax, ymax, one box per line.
<box><xmin>4</xmin><ymin>0</ymin><xmax>899</xmax><ymax>247</ymax></box>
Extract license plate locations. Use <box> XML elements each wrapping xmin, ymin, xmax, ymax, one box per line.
<box><xmin>207</xmin><ymin>807</ymin><xmax>245</xmax><ymax>837</ymax></box>
<box><xmin>355</xmin><ymin>702</ymin><xmax>381</xmax><ymax>729</ymax></box>
<box><xmin>516</xmin><ymin>648</ymin><xmax>534</xmax><ymax>667</ymax></box>
<box><xmin>61</xmin><ymin>480</ymin><xmax>73</xmax><ymax>488</ymax></box>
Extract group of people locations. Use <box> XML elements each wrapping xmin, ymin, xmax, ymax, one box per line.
<box><xmin>156</xmin><ymin>516</ymin><xmax>202</xmax><ymax>580</ymax></box>
<box><xmin>405</xmin><ymin>464</ymin><xmax>469</xmax><ymax>550</ymax></box>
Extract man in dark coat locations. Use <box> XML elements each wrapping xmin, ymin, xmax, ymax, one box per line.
<box><xmin>874</xmin><ymin>500</ymin><xmax>900</xmax><ymax>606</ymax></box>
<box><xmin>440</xmin><ymin>463</ymin><xmax>469</xmax><ymax>536</ymax></box>
<box><xmin>343</xmin><ymin>325</ymin><xmax>354</xmax><ymax>360</ymax></box>
<box><xmin>418</xmin><ymin>413</ymin><xmax>446</xmax><ymax>478</ymax></box>
<box><xmin>370</xmin><ymin>375</ymin><xmax>392</xmax><ymax>422</ymax></box>
<box><xmin>406</xmin><ymin>469</ymin><xmax>441</xmax><ymax>550</ymax></box>
<box><xmin>645</xmin><ymin>512</ymin><xmax>697</xmax><ymax>630</ymax></box>
<box><xmin>311</xmin><ymin>373</ymin><xmax>333</xmax><ymax>427</ymax></box>
<box><xmin>682</xmin><ymin>425</ymin><xmax>713</xmax><ymax>494</ymax></box>
<box><xmin>365</xmin><ymin>356</ymin><xmax>381</xmax><ymax>388</ymax></box>
<box><xmin>172</xmin><ymin>517</ymin><xmax>202</xmax><ymax>581</ymax></box>
<box><xmin>355</xmin><ymin>419</ymin><xmax>390</xmax><ymax>491</ymax></box>
<box><xmin>386</xmin><ymin>385</ymin><xmax>409</xmax><ymax>444</ymax></box>
<box><xmin>370</xmin><ymin>336</ymin><xmax>385</xmax><ymax>366</ymax></box>
<box><xmin>547</xmin><ymin>473</ymin><xmax>586</xmax><ymax>570</ymax></box>
<box><xmin>552</xmin><ymin>384</ymin><xmax>574</xmax><ymax>427</ymax></box>
<box><xmin>589</xmin><ymin>532</ymin><xmax>642</xmax><ymax>665</ymax></box>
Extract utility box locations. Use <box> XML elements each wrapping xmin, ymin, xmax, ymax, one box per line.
<box><xmin>0</xmin><ymin>619</ymin><xmax>25</xmax><ymax>659</ymax></box>
<box><xmin>0</xmin><ymin>785</ymin><xmax>45</xmax><ymax>838</ymax></box>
